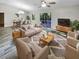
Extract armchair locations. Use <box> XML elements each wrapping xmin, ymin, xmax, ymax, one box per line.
<box><xmin>65</xmin><ymin>31</ymin><xmax>79</xmax><ymax>59</ymax></box>
<box><xmin>14</xmin><ymin>38</ymin><xmax>49</xmax><ymax>59</ymax></box>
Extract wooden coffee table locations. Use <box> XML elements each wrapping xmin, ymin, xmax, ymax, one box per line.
<box><xmin>40</xmin><ymin>34</ymin><xmax>54</xmax><ymax>45</ymax></box>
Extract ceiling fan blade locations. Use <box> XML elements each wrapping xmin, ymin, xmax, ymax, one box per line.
<box><xmin>49</xmin><ymin>2</ymin><xmax>56</xmax><ymax>4</ymax></box>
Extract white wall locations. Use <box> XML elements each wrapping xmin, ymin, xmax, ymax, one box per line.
<box><xmin>30</xmin><ymin>8</ymin><xmax>52</xmax><ymax>25</ymax></box>
<box><xmin>51</xmin><ymin>6</ymin><xmax>79</xmax><ymax>29</ymax></box>
<box><xmin>32</xmin><ymin>6</ymin><xmax>79</xmax><ymax>29</ymax></box>
<box><xmin>0</xmin><ymin>4</ymin><xmax>28</xmax><ymax>27</ymax></box>
<box><xmin>30</xmin><ymin>11</ymin><xmax>40</xmax><ymax>25</ymax></box>
<box><xmin>1</xmin><ymin>3</ymin><xmax>78</xmax><ymax>28</ymax></box>
<box><xmin>53</xmin><ymin>6</ymin><xmax>79</xmax><ymax>21</ymax></box>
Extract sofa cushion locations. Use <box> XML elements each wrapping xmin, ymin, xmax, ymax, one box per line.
<box><xmin>28</xmin><ymin>41</ymin><xmax>42</xmax><ymax>56</ymax></box>
<box><xmin>15</xmin><ymin>39</ymin><xmax>32</xmax><ymax>59</ymax></box>
<box><xmin>21</xmin><ymin>27</ymin><xmax>26</xmax><ymax>31</ymax></box>
<box><xmin>22</xmin><ymin>25</ymin><xmax>28</xmax><ymax>31</ymax></box>
<box><xmin>34</xmin><ymin>46</ymin><xmax>49</xmax><ymax>59</ymax></box>
<box><xmin>17</xmin><ymin>37</ymin><xmax>31</xmax><ymax>43</ymax></box>
<box><xmin>24</xmin><ymin>28</ymin><xmax>42</xmax><ymax>37</ymax></box>
<box><xmin>67</xmin><ymin>31</ymin><xmax>76</xmax><ymax>39</ymax></box>
<box><xmin>34</xmin><ymin>28</ymin><xmax>42</xmax><ymax>33</ymax></box>
<box><xmin>25</xmin><ymin>29</ymin><xmax>35</xmax><ymax>37</ymax></box>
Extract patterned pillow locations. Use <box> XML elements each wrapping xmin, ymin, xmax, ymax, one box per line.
<box><xmin>21</xmin><ymin>25</ymin><xmax>28</xmax><ymax>31</ymax></box>
<box><xmin>21</xmin><ymin>27</ymin><xmax>26</xmax><ymax>31</ymax></box>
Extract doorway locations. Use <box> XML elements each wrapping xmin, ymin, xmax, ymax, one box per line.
<box><xmin>0</xmin><ymin>13</ymin><xmax>4</xmax><ymax>27</ymax></box>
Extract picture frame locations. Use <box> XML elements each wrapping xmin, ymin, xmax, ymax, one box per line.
<box><xmin>32</xmin><ymin>14</ymin><xmax>35</xmax><ymax>20</ymax></box>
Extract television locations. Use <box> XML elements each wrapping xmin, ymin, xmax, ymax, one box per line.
<box><xmin>58</xmin><ymin>18</ymin><xmax>70</xmax><ymax>27</ymax></box>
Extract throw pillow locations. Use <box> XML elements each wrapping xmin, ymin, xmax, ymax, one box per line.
<box><xmin>22</xmin><ymin>27</ymin><xmax>26</xmax><ymax>31</ymax></box>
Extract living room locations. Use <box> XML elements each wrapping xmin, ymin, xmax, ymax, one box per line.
<box><xmin>0</xmin><ymin>0</ymin><xmax>79</xmax><ymax>59</ymax></box>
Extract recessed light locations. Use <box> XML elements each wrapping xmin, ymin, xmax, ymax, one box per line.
<box><xmin>17</xmin><ymin>10</ymin><xmax>24</xmax><ymax>14</ymax></box>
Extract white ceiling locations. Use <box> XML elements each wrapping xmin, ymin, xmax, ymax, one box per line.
<box><xmin>0</xmin><ymin>0</ymin><xmax>79</xmax><ymax>11</ymax></box>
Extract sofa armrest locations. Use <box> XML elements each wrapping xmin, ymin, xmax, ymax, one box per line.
<box><xmin>67</xmin><ymin>31</ymin><xmax>76</xmax><ymax>38</ymax></box>
<box><xmin>20</xmin><ymin>28</ymin><xmax>26</xmax><ymax>37</ymax></box>
<box><xmin>17</xmin><ymin>37</ymin><xmax>31</xmax><ymax>43</ymax></box>
<box><xmin>65</xmin><ymin>44</ymin><xmax>79</xmax><ymax>59</ymax></box>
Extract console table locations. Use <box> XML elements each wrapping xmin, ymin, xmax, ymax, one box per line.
<box><xmin>56</xmin><ymin>25</ymin><xmax>72</xmax><ymax>33</ymax></box>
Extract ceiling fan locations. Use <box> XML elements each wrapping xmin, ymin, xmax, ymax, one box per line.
<box><xmin>40</xmin><ymin>0</ymin><xmax>56</xmax><ymax>8</ymax></box>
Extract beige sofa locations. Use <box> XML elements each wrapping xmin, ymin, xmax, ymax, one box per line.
<box><xmin>65</xmin><ymin>31</ymin><xmax>79</xmax><ymax>59</ymax></box>
<box><xmin>20</xmin><ymin>27</ymin><xmax>42</xmax><ymax>37</ymax></box>
<box><xmin>12</xmin><ymin>27</ymin><xmax>42</xmax><ymax>41</ymax></box>
<box><xmin>14</xmin><ymin>38</ymin><xmax>49</xmax><ymax>59</ymax></box>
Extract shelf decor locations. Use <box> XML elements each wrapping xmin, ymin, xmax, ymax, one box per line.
<box><xmin>26</xmin><ymin>16</ymin><xmax>30</xmax><ymax>20</ymax></box>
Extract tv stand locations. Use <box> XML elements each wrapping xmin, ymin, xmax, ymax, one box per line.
<box><xmin>56</xmin><ymin>25</ymin><xmax>72</xmax><ymax>33</ymax></box>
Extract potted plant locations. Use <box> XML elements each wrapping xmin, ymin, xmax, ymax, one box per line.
<box><xmin>71</xmin><ymin>20</ymin><xmax>79</xmax><ymax>31</ymax></box>
<box><xmin>70</xmin><ymin>20</ymin><xmax>79</xmax><ymax>40</ymax></box>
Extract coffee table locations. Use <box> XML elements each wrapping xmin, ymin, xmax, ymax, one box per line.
<box><xmin>40</xmin><ymin>34</ymin><xmax>54</xmax><ymax>45</ymax></box>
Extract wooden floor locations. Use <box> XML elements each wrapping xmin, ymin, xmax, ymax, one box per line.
<box><xmin>0</xmin><ymin>27</ymin><xmax>66</xmax><ymax>59</ymax></box>
<box><xmin>0</xmin><ymin>27</ymin><xmax>16</xmax><ymax>59</ymax></box>
<box><xmin>0</xmin><ymin>27</ymin><xmax>12</xmax><ymax>46</ymax></box>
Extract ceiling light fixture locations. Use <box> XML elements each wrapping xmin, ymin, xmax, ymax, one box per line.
<box><xmin>41</xmin><ymin>1</ymin><xmax>47</xmax><ymax>7</ymax></box>
<box><xmin>45</xmin><ymin>0</ymin><xmax>55</xmax><ymax>3</ymax></box>
<box><xmin>17</xmin><ymin>10</ymin><xmax>24</xmax><ymax>14</ymax></box>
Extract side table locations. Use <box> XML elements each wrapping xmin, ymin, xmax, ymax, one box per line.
<box><xmin>12</xmin><ymin>30</ymin><xmax>21</xmax><ymax>40</ymax></box>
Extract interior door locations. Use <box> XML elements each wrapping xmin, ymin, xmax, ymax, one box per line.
<box><xmin>0</xmin><ymin>13</ymin><xmax>4</xmax><ymax>27</ymax></box>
